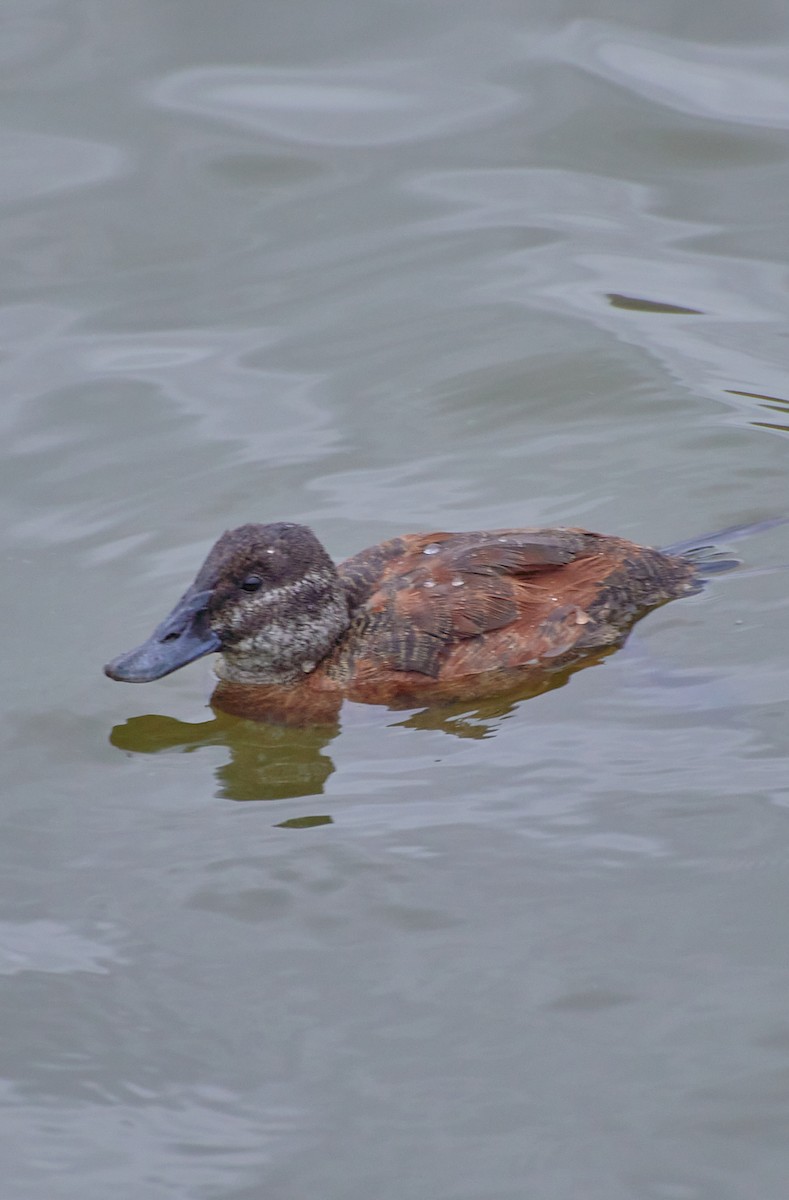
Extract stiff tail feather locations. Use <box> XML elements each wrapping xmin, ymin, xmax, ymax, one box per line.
<box><xmin>661</xmin><ymin>515</ymin><xmax>787</xmax><ymax>578</ymax></box>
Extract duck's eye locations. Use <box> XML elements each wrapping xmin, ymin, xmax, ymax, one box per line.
<box><xmin>241</xmin><ymin>575</ymin><xmax>263</xmax><ymax>592</ymax></box>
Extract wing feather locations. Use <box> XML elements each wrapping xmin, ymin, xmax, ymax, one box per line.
<box><xmin>340</xmin><ymin>530</ymin><xmax>586</xmax><ymax>676</ymax></box>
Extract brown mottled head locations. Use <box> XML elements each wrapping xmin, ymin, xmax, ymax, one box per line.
<box><xmin>104</xmin><ymin>523</ymin><xmax>351</xmax><ymax>685</ymax></box>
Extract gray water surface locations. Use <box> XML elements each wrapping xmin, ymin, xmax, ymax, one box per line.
<box><xmin>2</xmin><ymin>2</ymin><xmax>789</xmax><ymax>1198</ymax></box>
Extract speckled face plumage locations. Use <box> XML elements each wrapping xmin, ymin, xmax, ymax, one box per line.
<box><xmin>199</xmin><ymin>524</ymin><xmax>352</xmax><ymax>684</ymax></box>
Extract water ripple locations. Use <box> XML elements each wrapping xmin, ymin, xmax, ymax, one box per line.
<box><xmin>149</xmin><ymin>63</ymin><xmax>516</xmax><ymax>146</ymax></box>
<box><xmin>0</xmin><ymin>131</ymin><xmax>127</xmax><ymax>204</ymax></box>
<box><xmin>0</xmin><ymin>920</ymin><xmax>123</xmax><ymax>976</ymax></box>
<box><xmin>547</xmin><ymin>21</ymin><xmax>789</xmax><ymax>128</ymax></box>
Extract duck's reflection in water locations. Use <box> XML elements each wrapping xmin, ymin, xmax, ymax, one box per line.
<box><xmin>108</xmin><ymin>654</ymin><xmax>612</xmax><ymax>803</ymax></box>
<box><xmin>110</xmin><ymin>710</ymin><xmax>338</xmax><ymax>803</ymax></box>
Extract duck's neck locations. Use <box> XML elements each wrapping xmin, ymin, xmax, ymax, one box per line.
<box><xmin>215</xmin><ymin>574</ymin><xmax>351</xmax><ymax>686</ymax></box>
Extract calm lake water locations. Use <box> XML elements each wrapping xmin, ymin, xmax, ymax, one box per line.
<box><xmin>2</xmin><ymin>2</ymin><xmax>789</xmax><ymax>1197</ymax></box>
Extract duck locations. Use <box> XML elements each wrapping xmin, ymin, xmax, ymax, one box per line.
<box><xmin>104</xmin><ymin>520</ymin><xmax>704</xmax><ymax>722</ymax></box>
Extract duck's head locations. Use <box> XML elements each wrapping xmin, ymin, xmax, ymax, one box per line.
<box><xmin>104</xmin><ymin>523</ymin><xmax>350</xmax><ymax>686</ymax></box>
